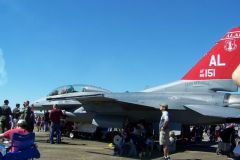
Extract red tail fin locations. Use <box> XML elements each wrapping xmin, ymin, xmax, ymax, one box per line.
<box><xmin>182</xmin><ymin>27</ymin><xmax>240</xmax><ymax>80</ymax></box>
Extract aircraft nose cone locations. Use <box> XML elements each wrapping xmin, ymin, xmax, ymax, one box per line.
<box><xmin>32</xmin><ymin>97</ymin><xmax>47</xmax><ymax>107</ymax></box>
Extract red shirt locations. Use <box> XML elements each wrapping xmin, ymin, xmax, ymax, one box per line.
<box><xmin>49</xmin><ymin>108</ymin><xmax>63</xmax><ymax>124</ymax></box>
<box><xmin>3</xmin><ymin>128</ymin><xmax>28</xmax><ymax>139</ymax></box>
<box><xmin>3</xmin><ymin>128</ymin><xmax>29</xmax><ymax>152</ymax></box>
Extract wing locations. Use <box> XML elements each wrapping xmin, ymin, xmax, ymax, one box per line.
<box><xmin>47</xmin><ymin>92</ymin><xmax>182</xmax><ymax>112</ymax></box>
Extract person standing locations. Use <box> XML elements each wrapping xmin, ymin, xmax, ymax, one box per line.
<box><xmin>0</xmin><ymin>100</ymin><xmax>12</xmax><ymax>133</ymax></box>
<box><xmin>36</xmin><ymin>115</ymin><xmax>42</xmax><ymax>132</ymax></box>
<box><xmin>29</xmin><ymin>104</ymin><xmax>35</xmax><ymax>132</ymax></box>
<box><xmin>12</xmin><ymin>103</ymin><xmax>21</xmax><ymax>128</ymax></box>
<box><xmin>49</xmin><ymin>104</ymin><xmax>63</xmax><ymax>144</ymax></box>
<box><xmin>21</xmin><ymin>101</ymin><xmax>33</xmax><ymax>132</ymax></box>
<box><xmin>159</xmin><ymin>104</ymin><xmax>170</xmax><ymax>160</ymax></box>
<box><xmin>44</xmin><ymin>110</ymin><xmax>50</xmax><ymax>132</ymax></box>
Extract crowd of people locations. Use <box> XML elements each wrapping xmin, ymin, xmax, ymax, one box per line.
<box><xmin>33</xmin><ymin>104</ymin><xmax>64</xmax><ymax>145</ymax></box>
<box><xmin>0</xmin><ymin>100</ymin><xmax>34</xmax><ymax>133</ymax></box>
<box><xmin>0</xmin><ymin>99</ymin><xmax>64</xmax><ymax>146</ymax></box>
<box><xmin>113</xmin><ymin>120</ymin><xmax>155</xmax><ymax>158</ymax></box>
<box><xmin>35</xmin><ymin>110</ymin><xmax>50</xmax><ymax>132</ymax></box>
<box><xmin>112</xmin><ymin>104</ymin><xmax>173</xmax><ymax>160</ymax></box>
<box><xmin>181</xmin><ymin>123</ymin><xmax>240</xmax><ymax>159</ymax></box>
<box><xmin>111</xmin><ymin>103</ymin><xmax>240</xmax><ymax>160</ymax></box>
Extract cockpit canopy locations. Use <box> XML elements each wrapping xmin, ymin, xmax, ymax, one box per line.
<box><xmin>48</xmin><ymin>84</ymin><xmax>110</xmax><ymax>96</ymax></box>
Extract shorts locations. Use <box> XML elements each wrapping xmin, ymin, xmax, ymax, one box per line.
<box><xmin>159</xmin><ymin>129</ymin><xmax>169</xmax><ymax>146</ymax></box>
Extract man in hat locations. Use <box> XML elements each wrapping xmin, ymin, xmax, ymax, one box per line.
<box><xmin>159</xmin><ymin>104</ymin><xmax>170</xmax><ymax>160</ymax></box>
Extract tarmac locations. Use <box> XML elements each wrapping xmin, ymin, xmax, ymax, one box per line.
<box><xmin>36</xmin><ymin>132</ymin><xmax>229</xmax><ymax>160</ymax></box>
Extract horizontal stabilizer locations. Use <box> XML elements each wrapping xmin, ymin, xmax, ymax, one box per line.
<box><xmin>185</xmin><ymin>105</ymin><xmax>240</xmax><ymax>118</ymax></box>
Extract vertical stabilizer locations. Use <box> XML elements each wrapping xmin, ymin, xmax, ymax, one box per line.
<box><xmin>182</xmin><ymin>27</ymin><xmax>240</xmax><ymax>82</ymax></box>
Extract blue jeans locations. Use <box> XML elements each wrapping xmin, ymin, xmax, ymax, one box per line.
<box><xmin>50</xmin><ymin>123</ymin><xmax>61</xmax><ymax>144</ymax></box>
<box><xmin>44</xmin><ymin>121</ymin><xmax>49</xmax><ymax>132</ymax></box>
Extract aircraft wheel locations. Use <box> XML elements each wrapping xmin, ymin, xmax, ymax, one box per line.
<box><xmin>113</xmin><ymin>134</ymin><xmax>122</xmax><ymax>146</ymax></box>
<box><xmin>69</xmin><ymin>132</ymin><xmax>75</xmax><ymax>139</ymax></box>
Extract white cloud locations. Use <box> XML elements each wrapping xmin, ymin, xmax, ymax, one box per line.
<box><xmin>0</xmin><ymin>49</ymin><xmax>7</xmax><ymax>85</ymax></box>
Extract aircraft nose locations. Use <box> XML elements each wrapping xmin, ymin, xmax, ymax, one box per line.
<box><xmin>32</xmin><ymin>97</ymin><xmax>47</xmax><ymax>107</ymax></box>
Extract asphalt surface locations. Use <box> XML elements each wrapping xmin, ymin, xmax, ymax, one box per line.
<box><xmin>36</xmin><ymin>132</ymin><xmax>229</xmax><ymax>160</ymax></box>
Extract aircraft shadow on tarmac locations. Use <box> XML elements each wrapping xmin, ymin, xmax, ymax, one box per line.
<box><xmin>84</xmin><ymin>141</ymin><xmax>217</xmax><ymax>160</ymax></box>
<box><xmin>84</xmin><ymin>145</ymin><xmax>212</xmax><ymax>160</ymax></box>
<box><xmin>176</xmin><ymin>141</ymin><xmax>217</xmax><ymax>153</ymax></box>
<box><xmin>85</xmin><ymin>151</ymin><xmax>112</xmax><ymax>156</ymax></box>
<box><xmin>35</xmin><ymin>139</ymin><xmax>87</xmax><ymax>146</ymax></box>
<box><xmin>85</xmin><ymin>150</ymin><xmax>202</xmax><ymax>160</ymax></box>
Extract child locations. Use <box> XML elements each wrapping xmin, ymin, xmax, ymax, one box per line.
<box><xmin>36</xmin><ymin>116</ymin><xmax>42</xmax><ymax>132</ymax></box>
<box><xmin>145</xmin><ymin>135</ymin><xmax>154</xmax><ymax>157</ymax></box>
<box><xmin>169</xmin><ymin>131</ymin><xmax>176</xmax><ymax>153</ymax></box>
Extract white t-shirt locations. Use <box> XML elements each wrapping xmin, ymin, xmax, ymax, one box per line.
<box><xmin>159</xmin><ymin>111</ymin><xmax>169</xmax><ymax>129</ymax></box>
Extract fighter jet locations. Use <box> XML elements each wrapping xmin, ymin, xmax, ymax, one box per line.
<box><xmin>35</xmin><ymin>27</ymin><xmax>240</xmax><ymax>129</ymax></box>
<box><xmin>33</xmin><ymin>85</ymin><xmax>111</xmax><ymax>133</ymax></box>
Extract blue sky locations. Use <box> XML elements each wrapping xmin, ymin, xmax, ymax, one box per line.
<box><xmin>0</xmin><ymin>0</ymin><xmax>239</xmax><ymax>108</ymax></box>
